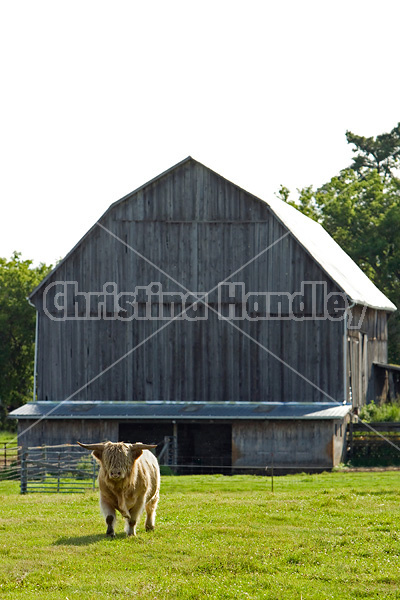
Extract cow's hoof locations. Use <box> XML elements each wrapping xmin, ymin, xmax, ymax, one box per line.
<box><xmin>145</xmin><ymin>525</ymin><xmax>155</xmax><ymax>532</ymax></box>
<box><xmin>106</xmin><ymin>530</ymin><xmax>116</xmax><ymax>538</ymax></box>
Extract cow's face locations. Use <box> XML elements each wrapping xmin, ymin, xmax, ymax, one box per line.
<box><xmin>77</xmin><ymin>441</ymin><xmax>157</xmax><ymax>481</ymax></box>
<box><xmin>102</xmin><ymin>442</ymin><xmax>131</xmax><ymax>480</ymax></box>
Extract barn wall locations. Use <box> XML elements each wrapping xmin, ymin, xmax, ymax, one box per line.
<box><xmin>347</xmin><ymin>306</ymin><xmax>389</xmax><ymax>407</ymax></box>
<box><xmin>17</xmin><ymin>418</ymin><xmax>347</xmax><ymax>469</ymax></box>
<box><xmin>35</xmin><ymin>316</ymin><xmax>344</xmax><ymax>403</ymax></box>
<box><xmin>32</xmin><ymin>160</ymin><xmax>346</xmax><ymax>405</ymax></box>
<box><xmin>232</xmin><ymin>420</ymin><xmax>347</xmax><ymax>468</ymax></box>
<box><xmin>17</xmin><ymin>420</ymin><xmax>118</xmax><ymax>448</ymax></box>
<box><xmin>333</xmin><ymin>417</ymin><xmax>350</xmax><ymax>465</ymax></box>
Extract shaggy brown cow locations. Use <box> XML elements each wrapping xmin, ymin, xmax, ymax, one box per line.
<box><xmin>77</xmin><ymin>441</ymin><xmax>160</xmax><ymax>537</ymax></box>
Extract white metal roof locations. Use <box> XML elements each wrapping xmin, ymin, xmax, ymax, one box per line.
<box><xmin>265</xmin><ymin>195</ymin><xmax>396</xmax><ymax>312</ymax></box>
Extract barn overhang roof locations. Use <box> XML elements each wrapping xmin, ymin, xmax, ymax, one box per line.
<box><xmin>374</xmin><ymin>362</ymin><xmax>400</xmax><ymax>373</ymax></box>
<box><xmin>9</xmin><ymin>401</ymin><xmax>352</xmax><ymax>421</ymax></box>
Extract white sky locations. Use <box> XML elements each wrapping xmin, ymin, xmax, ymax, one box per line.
<box><xmin>1</xmin><ymin>0</ymin><xmax>399</xmax><ymax>267</ymax></box>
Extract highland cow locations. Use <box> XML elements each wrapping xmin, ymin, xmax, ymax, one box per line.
<box><xmin>77</xmin><ymin>441</ymin><xmax>160</xmax><ymax>537</ymax></box>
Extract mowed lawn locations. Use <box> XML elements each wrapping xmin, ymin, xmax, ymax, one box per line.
<box><xmin>1</xmin><ymin>472</ymin><xmax>400</xmax><ymax>599</ymax></box>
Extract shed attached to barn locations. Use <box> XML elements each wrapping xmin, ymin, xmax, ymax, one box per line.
<box><xmin>10</xmin><ymin>157</ymin><xmax>396</xmax><ymax>470</ymax></box>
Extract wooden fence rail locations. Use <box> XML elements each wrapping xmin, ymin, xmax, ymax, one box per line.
<box><xmin>0</xmin><ymin>443</ymin><xmax>20</xmax><ymax>481</ymax></box>
<box><xmin>16</xmin><ymin>444</ymin><xmax>99</xmax><ymax>493</ymax></box>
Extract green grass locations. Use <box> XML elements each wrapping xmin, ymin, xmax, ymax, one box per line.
<box><xmin>0</xmin><ymin>430</ymin><xmax>17</xmax><ymax>445</ymax></box>
<box><xmin>1</xmin><ymin>472</ymin><xmax>400</xmax><ymax>599</ymax></box>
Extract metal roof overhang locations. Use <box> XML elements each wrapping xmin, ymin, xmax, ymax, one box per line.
<box><xmin>8</xmin><ymin>401</ymin><xmax>352</xmax><ymax>421</ymax></box>
<box><xmin>374</xmin><ymin>362</ymin><xmax>400</xmax><ymax>373</ymax></box>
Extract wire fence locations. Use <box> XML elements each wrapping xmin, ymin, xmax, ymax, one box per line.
<box><xmin>2</xmin><ymin>423</ymin><xmax>400</xmax><ymax>494</ymax></box>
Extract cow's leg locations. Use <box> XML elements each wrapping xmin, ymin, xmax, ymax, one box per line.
<box><xmin>100</xmin><ymin>497</ymin><xmax>116</xmax><ymax>538</ymax></box>
<box><xmin>124</xmin><ymin>517</ymin><xmax>135</xmax><ymax>537</ymax></box>
<box><xmin>145</xmin><ymin>489</ymin><xmax>159</xmax><ymax>532</ymax></box>
<box><xmin>125</xmin><ymin>500</ymin><xmax>146</xmax><ymax>537</ymax></box>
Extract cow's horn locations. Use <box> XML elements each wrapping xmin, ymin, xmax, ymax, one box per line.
<box><xmin>77</xmin><ymin>441</ymin><xmax>106</xmax><ymax>452</ymax></box>
<box><xmin>130</xmin><ymin>443</ymin><xmax>158</xmax><ymax>450</ymax></box>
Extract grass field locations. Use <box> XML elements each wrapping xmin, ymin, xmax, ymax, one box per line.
<box><xmin>1</xmin><ymin>472</ymin><xmax>400</xmax><ymax>599</ymax></box>
<box><xmin>0</xmin><ymin>430</ymin><xmax>16</xmax><ymax>444</ymax></box>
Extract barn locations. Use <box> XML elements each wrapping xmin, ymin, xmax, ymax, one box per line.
<box><xmin>9</xmin><ymin>157</ymin><xmax>396</xmax><ymax>470</ymax></box>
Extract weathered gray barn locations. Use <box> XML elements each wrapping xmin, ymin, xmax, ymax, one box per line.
<box><xmin>10</xmin><ymin>157</ymin><xmax>396</xmax><ymax>470</ymax></box>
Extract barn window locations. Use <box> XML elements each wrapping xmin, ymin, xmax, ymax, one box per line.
<box><xmin>335</xmin><ymin>423</ymin><xmax>343</xmax><ymax>437</ymax></box>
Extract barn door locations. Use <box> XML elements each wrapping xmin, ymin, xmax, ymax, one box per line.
<box><xmin>348</xmin><ymin>335</ymin><xmax>359</xmax><ymax>408</ymax></box>
<box><xmin>348</xmin><ymin>332</ymin><xmax>368</xmax><ymax>409</ymax></box>
<box><xmin>360</xmin><ymin>332</ymin><xmax>368</xmax><ymax>405</ymax></box>
<box><xmin>119</xmin><ymin>422</ymin><xmax>173</xmax><ymax>446</ymax></box>
<box><xmin>178</xmin><ymin>423</ymin><xmax>232</xmax><ymax>470</ymax></box>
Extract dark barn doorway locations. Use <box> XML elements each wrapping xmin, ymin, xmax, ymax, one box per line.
<box><xmin>119</xmin><ymin>421</ymin><xmax>232</xmax><ymax>473</ymax></box>
<box><xmin>119</xmin><ymin>422</ymin><xmax>173</xmax><ymax>447</ymax></box>
<box><xmin>178</xmin><ymin>423</ymin><xmax>232</xmax><ymax>472</ymax></box>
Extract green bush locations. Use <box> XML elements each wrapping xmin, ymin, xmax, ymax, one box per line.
<box><xmin>359</xmin><ymin>399</ymin><xmax>400</xmax><ymax>422</ymax></box>
<box><xmin>159</xmin><ymin>465</ymin><xmax>175</xmax><ymax>476</ymax></box>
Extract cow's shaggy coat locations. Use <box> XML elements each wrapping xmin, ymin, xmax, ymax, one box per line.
<box><xmin>78</xmin><ymin>441</ymin><xmax>160</xmax><ymax>537</ymax></box>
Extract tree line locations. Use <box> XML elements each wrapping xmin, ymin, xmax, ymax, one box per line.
<box><xmin>0</xmin><ymin>253</ymin><xmax>51</xmax><ymax>427</ymax></box>
<box><xmin>1</xmin><ymin>123</ymin><xmax>399</xmax><ymax>426</ymax></box>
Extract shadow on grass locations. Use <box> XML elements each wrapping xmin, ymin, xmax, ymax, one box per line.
<box><xmin>54</xmin><ymin>532</ymin><xmax>126</xmax><ymax>546</ymax></box>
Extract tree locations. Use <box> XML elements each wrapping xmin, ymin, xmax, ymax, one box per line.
<box><xmin>280</xmin><ymin>168</ymin><xmax>398</xmax><ymax>274</ymax></box>
<box><xmin>346</xmin><ymin>122</ymin><xmax>400</xmax><ymax>179</ymax></box>
<box><xmin>279</xmin><ymin>126</ymin><xmax>400</xmax><ymax>363</ymax></box>
<box><xmin>0</xmin><ymin>252</ymin><xmax>52</xmax><ymax>427</ymax></box>
<box><xmin>314</xmin><ymin>169</ymin><xmax>398</xmax><ymax>279</ymax></box>
<box><xmin>277</xmin><ymin>185</ymin><xmax>320</xmax><ymax>222</ymax></box>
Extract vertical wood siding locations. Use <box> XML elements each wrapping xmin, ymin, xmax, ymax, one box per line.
<box><xmin>17</xmin><ymin>419</ymin><xmax>119</xmax><ymax>448</ymax></box>
<box><xmin>32</xmin><ymin>160</ymin><xmax>388</xmax><ymax>405</ymax></box>
<box><xmin>232</xmin><ymin>420</ymin><xmax>345</xmax><ymax>468</ymax></box>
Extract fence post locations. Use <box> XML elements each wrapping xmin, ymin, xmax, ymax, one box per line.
<box><xmin>348</xmin><ymin>419</ymin><xmax>353</xmax><ymax>462</ymax></box>
<box><xmin>41</xmin><ymin>446</ymin><xmax>46</xmax><ymax>482</ymax></box>
<box><xmin>92</xmin><ymin>457</ymin><xmax>96</xmax><ymax>491</ymax></box>
<box><xmin>57</xmin><ymin>453</ymin><xmax>61</xmax><ymax>492</ymax></box>
<box><xmin>172</xmin><ymin>435</ymin><xmax>178</xmax><ymax>467</ymax></box>
<box><xmin>270</xmin><ymin>452</ymin><xmax>274</xmax><ymax>493</ymax></box>
<box><xmin>20</xmin><ymin>448</ymin><xmax>28</xmax><ymax>494</ymax></box>
<box><xmin>4</xmin><ymin>443</ymin><xmax>6</xmax><ymax>468</ymax></box>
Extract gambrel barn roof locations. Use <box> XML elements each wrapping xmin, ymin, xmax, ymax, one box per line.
<box><xmin>29</xmin><ymin>157</ymin><xmax>396</xmax><ymax>312</ymax></box>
